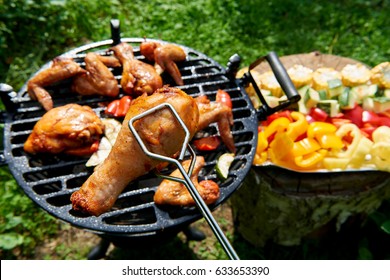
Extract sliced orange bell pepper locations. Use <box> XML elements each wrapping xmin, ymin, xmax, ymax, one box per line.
<box><xmin>269</xmin><ymin>131</ymin><xmax>294</xmax><ymax>161</ymax></box>
<box><xmin>286</xmin><ymin>111</ymin><xmax>308</xmax><ymax>141</ymax></box>
<box><xmin>256</xmin><ymin>131</ymin><xmax>268</xmax><ymax>154</ymax></box>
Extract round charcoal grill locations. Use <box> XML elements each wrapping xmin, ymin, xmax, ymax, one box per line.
<box><xmin>0</xmin><ymin>21</ymin><xmax>299</xmax><ymax>257</ymax></box>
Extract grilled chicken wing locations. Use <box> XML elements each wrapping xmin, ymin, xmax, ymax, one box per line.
<box><xmin>27</xmin><ymin>57</ymin><xmax>86</xmax><ymax>111</ymax></box>
<box><xmin>140</xmin><ymin>41</ymin><xmax>186</xmax><ymax>85</ymax></box>
<box><xmin>154</xmin><ymin>156</ymin><xmax>220</xmax><ymax>206</ymax></box>
<box><xmin>72</xmin><ymin>52</ymin><xmax>119</xmax><ymax>97</ymax></box>
<box><xmin>24</xmin><ymin>104</ymin><xmax>104</xmax><ymax>156</ymax></box>
<box><xmin>195</xmin><ymin>95</ymin><xmax>236</xmax><ymax>153</ymax></box>
<box><xmin>110</xmin><ymin>42</ymin><xmax>163</xmax><ymax>96</ymax></box>
<box><xmin>70</xmin><ymin>87</ymin><xmax>199</xmax><ymax>216</ymax></box>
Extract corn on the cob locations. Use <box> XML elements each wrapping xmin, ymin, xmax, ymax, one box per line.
<box><xmin>341</xmin><ymin>63</ymin><xmax>371</xmax><ymax>87</ymax></box>
<box><xmin>370</xmin><ymin>62</ymin><xmax>390</xmax><ymax>89</ymax></box>
<box><xmin>312</xmin><ymin>67</ymin><xmax>342</xmax><ymax>91</ymax></box>
<box><xmin>287</xmin><ymin>64</ymin><xmax>313</xmax><ymax>88</ymax></box>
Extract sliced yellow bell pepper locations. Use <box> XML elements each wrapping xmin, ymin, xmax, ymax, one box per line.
<box><xmin>372</xmin><ymin>126</ymin><xmax>390</xmax><ymax>143</ymax></box>
<box><xmin>294</xmin><ymin>149</ymin><xmax>327</xmax><ymax>168</ymax></box>
<box><xmin>371</xmin><ymin>142</ymin><xmax>390</xmax><ymax>172</ymax></box>
<box><xmin>286</xmin><ymin>111</ymin><xmax>308</xmax><ymax>141</ymax></box>
<box><xmin>292</xmin><ymin>137</ymin><xmax>321</xmax><ymax>157</ymax></box>
<box><xmin>322</xmin><ymin>157</ymin><xmax>350</xmax><ymax>170</ymax></box>
<box><xmin>316</xmin><ymin>133</ymin><xmax>344</xmax><ymax>150</ymax></box>
<box><xmin>307</xmin><ymin>122</ymin><xmax>337</xmax><ymax>138</ymax></box>
<box><xmin>264</xmin><ymin>117</ymin><xmax>291</xmax><ymax>138</ymax></box>
<box><xmin>348</xmin><ymin>136</ymin><xmax>373</xmax><ymax>168</ymax></box>
<box><xmin>335</xmin><ymin>123</ymin><xmax>362</xmax><ymax>158</ymax></box>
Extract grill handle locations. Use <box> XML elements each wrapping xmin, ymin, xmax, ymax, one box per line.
<box><xmin>240</xmin><ymin>52</ymin><xmax>301</xmax><ymax>121</ymax></box>
<box><xmin>0</xmin><ymin>83</ymin><xmax>17</xmax><ymax>166</ymax></box>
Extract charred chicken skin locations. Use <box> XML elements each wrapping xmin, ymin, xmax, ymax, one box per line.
<box><xmin>140</xmin><ymin>41</ymin><xmax>186</xmax><ymax>86</ymax></box>
<box><xmin>70</xmin><ymin>87</ymin><xmax>199</xmax><ymax>216</ymax></box>
<box><xmin>110</xmin><ymin>42</ymin><xmax>163</xmax><ymax>96</ymax></box>
<box><xmin>154</xmin><ymin>156</ymin><xmax>220</xmax><ymax>206</ymax></box>
<box><xmin>24</xmin><ymin>104</ymin><xmax>105</xmax><ymax>156</ymax></box>
<box><xmin>27</xmin><ymin>57</ymin><xmax>86</xmax><ymax>111</ymax></box>
<box><xmin>72</xmin><ymin>52</ymin><xmax>119</xmax><ymax>97</ymax></box>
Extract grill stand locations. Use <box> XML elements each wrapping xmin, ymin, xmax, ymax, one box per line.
<box><xmin>87</xmin><ymin>225</ymin><xmax>206</xmax><ymax>260</ymax></box>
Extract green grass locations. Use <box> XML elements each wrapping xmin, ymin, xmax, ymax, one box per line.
<box><xmin>1</xmin><ymin>0</ymin><xmax>390</xmax><ymax>260</ymax></box>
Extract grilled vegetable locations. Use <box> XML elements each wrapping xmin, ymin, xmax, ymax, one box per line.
<box><xmin>312</xmin><ymin>67</ymin><xmax>342</xmax><ymax>93</ymax></box>
<box><xmin>341</xmin><ymin>63</ymin><xmax>371</xmax><ymax>87</ymax></box>
<box><xmin>370</xmin><ymin>62</ymin><xmax>390</xmax><ymax>89</ymax></box>
<box><xmin>287</xmin><ymin>64</ymin><xmax>313</xmax><ymax>88</ymax></box>
<box><xmin>216</xmin><ymin>153</ymin><xmax>235</xmax><ymax>180</ymax></box>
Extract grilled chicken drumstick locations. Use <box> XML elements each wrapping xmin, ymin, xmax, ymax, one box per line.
<box><xmin>27</xmin><ymin>57</ymin><xmax>86</xmax><ymax>111</ymax></box>
<box><xmin>24</xmin><ymin>104</ymin><xmax>105</xmax><ymax>156</ymax></box>
<box><xmin>154</xmin><ymin>156</ymin><xmax>220</xmax><ymax>206</ymax></box>
<box><xmin>140</xmin><ymin>41</ymin><xmax>186</xmax><ymax>86</ymax></box>
<box><xmin>110</xmin><ymin>42</ymin><xmax>163</xmax><ymax>96</ymax></box>
<box><xmin>71</xmin><ymin>87</ymin><xmax>199</xmax><ymax>216</ymax></box>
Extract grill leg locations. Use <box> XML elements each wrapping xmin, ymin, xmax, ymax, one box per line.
<box><xmin>87</xmin><ymin>238</ymin><xmax>111</xmax><ymax>260</ymax></box>
<box><xmin>183</xmin><ymin>226</ymin><xmax>206</xmax><ymax>241</ymax></box>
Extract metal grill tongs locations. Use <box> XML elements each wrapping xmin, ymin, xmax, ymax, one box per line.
<box><xmin>128</xmin><ymin>102</ymin><xmax>240</xmax><ymax>260</ymax></box>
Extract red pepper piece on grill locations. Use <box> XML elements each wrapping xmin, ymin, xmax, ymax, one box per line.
<box><xmin>105</xmin><ymin>96</ymin><xmax>132</xmax><ymax>117</ymax></box>
<box><xmin>193</xmin><ymin>136</ymin><xmax>221</xmax><ymax>151</ymax></box>
<box><xmin>216</xmin><ymin>89</ymin><xmax>232</xmax><ymax>108</ymax></box>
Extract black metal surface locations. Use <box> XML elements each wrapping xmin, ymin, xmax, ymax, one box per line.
<box><xmin>2</xmin><ymin>37</ymin><xmax>258</xmax><ymax>235</ymax></box>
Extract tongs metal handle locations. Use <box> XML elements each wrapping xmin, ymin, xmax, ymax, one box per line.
<box><xmin>129</xmin><ymin>103</ymin><xmax>239</xmax><ymax>260</ymax></box>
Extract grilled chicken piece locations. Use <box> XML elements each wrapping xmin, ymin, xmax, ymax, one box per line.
<box><xmin>72</xmin><ymin>52</ymin><xmax>119</xmax><ymax>97</ymax></box>
<box><xmin>154</xmin><ymin>156</ymin><xmax>220</xmax><ymax>206</ymax></box>
<box><xmin>27</xmin><ymin>57</ymin><xmax>86</xmax><ymax>111</ymax></box>
<box><xmin>110</xmin><ymin>42</ymin><xmax>163</xmax><ymax>96</ymax></box>
<box><xmin>24</xmin><ymin>104</ymin><xmax>104</xmax><ymax>156</ymax></box>
<box><xmin>195</xmin><ymin>95</ymin><xmax>236</xmax><ymax>153</ymax></box>
<box><xmin>140</xmin><ymin>41</ymin><xmax>186</xmax><ymax>85</ymax></box>
<box><xmin>71</xmin><ymin>87</ymin><xmax>199</xmax><ymax>216</ymax></box>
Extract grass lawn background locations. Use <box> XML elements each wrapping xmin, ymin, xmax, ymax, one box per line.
<box><xmin>1</xmin><ymin>0</ymin><xmax>389</xmax><ymax>259</ymax></box>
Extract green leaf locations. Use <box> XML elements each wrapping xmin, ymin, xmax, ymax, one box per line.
<box><xmin>0</xmin><ymin>233</ymin><xmax>24</xmax><ymax>250</ymax></box>
<box><xmin>380</xmin><ymin>220</ymin><xmax>390</xmax><ymax>234</ymax></box>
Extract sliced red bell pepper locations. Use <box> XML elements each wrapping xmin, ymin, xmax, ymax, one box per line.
<box><xmin>193</xmin><ymin>136</ymin><xmax>221</xmax><ymax>151</ymax></box>
<box><xmin>330</xmin><ymin>117</ymin><xmax>352</xmax><ymax>128</ymax></box>
<box><xmin>216</xmin><ymin>89</ymin><xmax>232</xmax><ymax>108</ymax></box>
<box><xmin>360</xmin><ymin>124</ymin><xmax>377</xmax><ymax>140</ymax></box>
<box><xmin>362</xmin><ymin>110</ymin><xmax>390</xmax><ymax>127</ymax></box>
<box><xmin>342</xmin><ymin>104</ymin><xmax>364</xmax><ymax>127</ymax></box>
<box><xmin>265</xmin><ymin>110</ymin><xmax>293</xmax><ymax>125</ymax></box>
<box><xmin>308</xmin><ymin>107</ymin><xmax>329</xmax><ymax>122</ymax></box>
